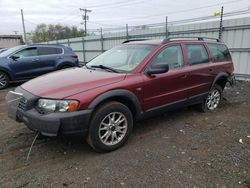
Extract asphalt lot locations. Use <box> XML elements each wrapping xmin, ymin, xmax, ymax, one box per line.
<box><xmin>0</xmin><ymin>81</ymin><xmax>249</xmax><ymax>188</ymax></box>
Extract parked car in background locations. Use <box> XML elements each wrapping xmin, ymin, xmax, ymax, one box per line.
<box><xmin>0</xmin><ymin>48</ymin><xmax>7</xmax><ymax>54</ymax></box>
<box><xmin>0</xmin><ymin>44</ymin><xmax>79</xmax><ymax>89</ymax></box>
<box><xmin>6</xmin><ymin>37</ymin><xmax>235</xmax><ymax>152</ymax></box>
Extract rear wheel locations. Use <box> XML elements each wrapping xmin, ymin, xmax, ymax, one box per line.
<box><xmin>61</xmin><ymin>65</ymin><xmax>72</xmax><ymax>69</ymax></box>
<box><xmin>197</xmin><ymin>84</ymin><xmax>222</xmax><ymax>112</ymax></box>
<box><xmin>0</xmin><ymin>71</ymin><xmax>9</xmax><ymax>89</ymax></box>
<box><xmin>87</xmin><ymin>102</ymin><xmax>133</xmax><ymax>152</ymax></box>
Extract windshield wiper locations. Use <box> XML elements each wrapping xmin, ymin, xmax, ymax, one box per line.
<box><xmin>84</xmin><ymin>64</ymin><xmax>95</xmax><ymax>70</ymax></box>
<box><xmin>90</xmin><ymin>65</ymin><xmax>119</xmax><ymax>73</ymax></box>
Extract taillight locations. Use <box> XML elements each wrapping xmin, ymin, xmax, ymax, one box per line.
<box><xmin>71</xmin><ymin>54</ymin><xmax>78</xmax><ymax>58</ymax></box>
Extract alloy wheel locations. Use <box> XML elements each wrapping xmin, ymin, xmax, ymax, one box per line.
<box><xmin>206</xmin><ymin>89</ymin><xmax>221</xmax><ymax>110</ymax></box>
<box><xmin>0</xmin><ymin>73</ymin><xmax>7</xmax><ymax>88</ymax></box>
<box><xmin>98</xmin><ymin>112</ymin><xmax>128</xmax><ymax>146</ymax></box>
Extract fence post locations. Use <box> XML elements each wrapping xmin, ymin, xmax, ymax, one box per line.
<box><xmin>165</xmin><ymin>16</ymin><xmax>168</xmax><ymax>38</ymax></box>
<box><xmin>126</xmin><ymin>24</ymin><xmax>129</xmax><ymax>40</ymax></box>
<box><xmin>82</xmin><ymin>37</ymin><xmax>86</xmax><ymax>64</ymax></box>
<box><xmin>218</xmin><ymin>6</ymin><xmax>224</xmax><ymax>40</ymax></box>
<box><xmin>100</xmin><ymin>27</ymin><xmax>104</xmax><ymax>53</ymax></box>
<box><xmin>67</xmin><ymin>39</ymin><xmax>70</xmax><ymax>47</ymax></box>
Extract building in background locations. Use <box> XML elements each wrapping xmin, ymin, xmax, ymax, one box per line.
<box><xmin>0</xmin><ymin>35</ymin><xmax>23</xmax><ymax>49</ymax></box>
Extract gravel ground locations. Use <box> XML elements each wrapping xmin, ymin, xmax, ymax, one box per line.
<box><xmin>0</xmin><ymin>81</ymin><xmax>249</xmax><ymax>188</ymax></box>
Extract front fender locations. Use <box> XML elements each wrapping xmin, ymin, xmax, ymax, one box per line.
<box><xmin>89</xmin><ymin>89</ymin><xmax>143</xmax><ymax>119</ymax></box>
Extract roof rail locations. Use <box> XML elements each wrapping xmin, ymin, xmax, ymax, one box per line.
<box><xmin>32</xmin><ymin>43</ymin><xmax>65</xmax><ymax>47</ymax></box>
<box><xmin>162</xmin><ymin>36</ymin><xmax>220</xmax><ymax>44</ymax></box>
<box><xmin>122</xmin><ymin>39</ymin><xmax>148</xmax><ymax>44</ymax></box>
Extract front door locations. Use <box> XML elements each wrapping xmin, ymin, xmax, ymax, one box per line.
<box><xmin>9</xmin><ymin>47</ymin><xmax>41</xmax><ymax>79</ymax></box>
<box><xmin>142</xmin><ymin>45</ymin><xmax>190</xmax><ymax>111</ymax></box>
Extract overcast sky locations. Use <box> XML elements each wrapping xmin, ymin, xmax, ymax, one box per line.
<box><xmin>0</xmin><ymin>0</ymin><xmax>250</xmax><ymax>35</ymax></box>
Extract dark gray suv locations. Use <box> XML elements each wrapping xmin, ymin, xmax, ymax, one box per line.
<box><xmin>0</xmin><ymin>44</ymin><xmax>79</xmax><ymax>89</ymax></box>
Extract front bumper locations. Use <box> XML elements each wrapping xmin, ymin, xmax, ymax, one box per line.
<box><xmin>6</xmin><ymin>86</ymin><xmax>92</xmax><ymax>137</ymax></box>
<box><xmin>16</xmin><ymin>108</ymin><xmax>92</xmax><ymax>136</ymax></box>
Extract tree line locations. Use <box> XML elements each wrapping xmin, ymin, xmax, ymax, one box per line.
<box><xmin>29</xmin><ymin>24</ymin><xmax>85</xmax><ymax>43</ymax></box>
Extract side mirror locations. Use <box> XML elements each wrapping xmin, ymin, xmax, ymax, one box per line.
<box><xmin>147</xmin><ymin>63</ymin><xmax>169</xmax><ymax>75</ymax></box>
<box><xmin>10</xmin><ymin>55</ymin><xmax>20</xmax><ymax>61</ymax></box>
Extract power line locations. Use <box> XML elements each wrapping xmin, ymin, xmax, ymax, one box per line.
<box><xmin>89</xmin><ymin>0</ymin><xmax>151</xmax><ymax>10</ymax></box>
<box><xmin>105</xmin><ymin>0</ymin><xmax>247</xmax><ymax>21</ymax></box>
<box><xmin>87</xmin><ymin>8</ymin><xmax>250</xmax><ymax>31</ymax></box>
<box><xmin>87</xmin><ymin>0</ymin><xmax>138</xmax><ymax>8</ymax></box>
<box><xmin>88</xmin><ymin>21</ymin><xmax>123</xmax><ymax>27</ymax></box>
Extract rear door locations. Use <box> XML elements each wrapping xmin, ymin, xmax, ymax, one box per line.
<box><xmin>142</xmin><ymin>44</ymin><xmax>190</xmax><ymax>111</ymax></box>
<box><xmin>183</xmin><ymin>43</ymin><xmax>214</xmax><ymax>99</ymax></box>
<box><xmin>37</xmin><ymin>46</ymin><xmax>63</xmax><ymax>74</ymax></box>
<box><xmin>206</xmin><ymin>43</ymin><xmax>234</xmax><ymax>75</ymax></box>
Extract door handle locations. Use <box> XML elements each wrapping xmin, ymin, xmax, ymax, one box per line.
<box><xmin>57</xmin><ymin>56</ymin><xmax>63</xmax><ymax>59</ymax></box>
<box><xmin>209</xmin><ymin>68</ymin><xmax>213</xmax><ymax>72</ymax></box>
<box><xmin>32</xmin><ymin>58</ymin><xmax>39</xmax><ymax>61</ymax></box>
<box><xmin>180</xmin><ymin>74</ymin><xmax>187</xmax><ymax>79</ymax></box>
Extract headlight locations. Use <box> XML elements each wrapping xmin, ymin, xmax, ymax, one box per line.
<box><xmin>37</xmin><ymin>99</ymin><xmax>79</xmax><ymax>113</ymax></box>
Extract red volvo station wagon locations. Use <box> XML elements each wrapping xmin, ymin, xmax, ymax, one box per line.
<box><xmin>7</xmin><ymin>37</ymin><xmax>235</xmax><ymax>152</ymax></box>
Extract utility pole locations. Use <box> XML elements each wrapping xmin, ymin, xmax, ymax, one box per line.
<box><xmin>80</xmin><ymin>8</ymin><xmax>92</xmax><ymax>36</ymax></box>
<box><xmin>21</xmin><ymin>9</ymin><xmax>27</xmax><ymax>43</ymax></box>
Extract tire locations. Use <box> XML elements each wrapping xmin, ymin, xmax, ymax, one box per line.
<box><xmin>197</xmin><ymin>84</ymin><xmax>223</xmax><ymax>112</ymax></box>
<box><xmin>0</xmin><ymin>71</ymin><xmax>10</xmax><ymax>89</ymax></box>
<box><xmin>61</xmin><ymin>65</ymin><xmax>71</xmax><ymax>69</ymax></box>
<box><xmin>87</xmin><ymin>101</ymin><xmax>133</xmax><ymax>152</ymax></box>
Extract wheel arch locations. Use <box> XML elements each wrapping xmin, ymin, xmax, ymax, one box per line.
<box><xmin>212</xmin><ymin>72</ymin><xmax>229</xmax><ymax>90</ymax></box>
<box><xmin>57</xmin><ymin>62</ymin><xmax>75</xmax><ymax>69</ymax></box>
<box><xmin>0</xmin><ymin>68</ymin><xmax>13</xmax><ymax>81</ymax></box>
<box><xmin>89</xmin><ymin>89</ymin><xmax>143</xmax><ymax>121</ymax></box>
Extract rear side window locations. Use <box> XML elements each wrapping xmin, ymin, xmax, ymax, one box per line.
<box><xmin>38</xmin><ymin>47</ymin><xmax>63</xmax><ymax>55</ymax></box>
<box><xmin>186</xmin><ymin>44</ymin><xmax>209</xmax><ymax>65</ymax></box>
<box><xmin>207</xmin><ymin>43</ymin><xmax>231</xmax><ymax>62</ymax></box>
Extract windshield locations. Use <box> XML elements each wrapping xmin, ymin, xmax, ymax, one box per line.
<box><xmin>0</xmin><ymin>45</ymin><xmax>25</xmax><ymax>57</ymax></box>
<box><xmin>87</xmin><ymin>44</ymin><xmax>156</xmax><ymax>72</ymax></box>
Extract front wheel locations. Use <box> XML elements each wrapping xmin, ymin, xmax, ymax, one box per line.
<box><xmin>87</xmin><ymin>102</ymin><xmax>133</xmax><ymax>152</ymax></box>
<box><xmin>197</xmin><ymin>84</ymin><xmax>222</xmax><ymax>112</ymax></box>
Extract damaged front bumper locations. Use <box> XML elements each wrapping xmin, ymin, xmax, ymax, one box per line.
<box><xmin>6</xmin><ymin>87</ymin><xmax>92</xmax><ymax>137</ymax></box>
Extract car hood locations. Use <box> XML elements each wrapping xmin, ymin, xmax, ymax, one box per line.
<box><xmin>21</xmin><ymin>67</ymin><xmax>126</xmax><ymax>99</ymax></box>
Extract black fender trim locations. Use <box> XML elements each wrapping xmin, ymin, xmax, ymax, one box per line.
<box><xmin>212</xmin><ymin>72</ymin><xmax>229</xmax><ymax>88</ymax></box>
<box><xmin>89</xmin><ymin>89</ymin><xmax>143</xmax><ymax>120</ymax></box>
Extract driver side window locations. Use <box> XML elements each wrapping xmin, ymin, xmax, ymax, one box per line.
<box><xmin>14</xmin><ymin>47</ymin><xmax>38</xmax><ymax>58</ymax></box>
<box><xmin>151</xmin><ymin>45</ymin><xmax>184</xmax><ymax>70</ymax></box>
